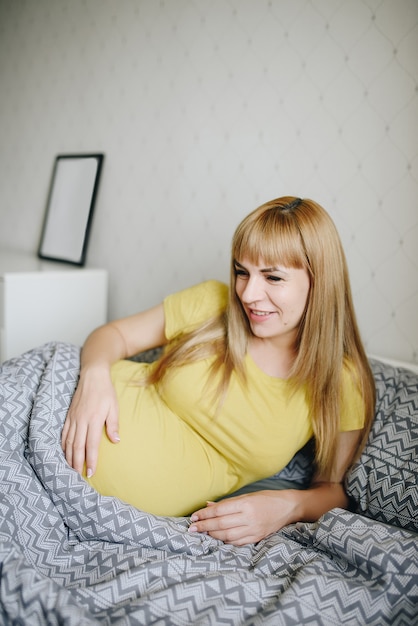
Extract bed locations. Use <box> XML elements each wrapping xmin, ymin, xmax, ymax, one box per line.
<box><xmin>0</xmin><ymin>341</ymin><xmax>417</xmax><ymax>624</ymax></box>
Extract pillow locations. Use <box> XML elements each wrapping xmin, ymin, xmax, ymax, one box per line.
<box><xmin>270</xmin><ymin>437</ymin><xmax>315</xmax><ymax>486</ymax></box>
<box><xmin>224</xmin><ymin>438</ymin><xmax>315</xmax><ymax>499</ymax></box>
<box><xmin>130</xmin><ymin>347</ymin><xmax>163</xmax><ymax>363</ymax></box>
<box><xmin>345</xmin><ymin>359</ymin><xmax>418</xmax><ymax>534</ymax></box>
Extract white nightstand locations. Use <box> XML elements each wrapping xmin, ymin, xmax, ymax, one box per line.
<box><xmin>0</xmin><ymin>249</ymin><xmax>108</xmax><ymax>363</ymax></box>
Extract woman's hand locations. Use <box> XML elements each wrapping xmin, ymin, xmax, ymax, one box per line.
<box><xmin>189</xmin><ymin>431</ymin><xmax>361</xmax><ymax>545</ymax></box>
<box><xmin>61</xmin><ymin>366</ymin><xmax>119</xmax><ymax>477</ymax></box>
<box><xmin>188</xmin><ymin>490</ymin><xmax>300</xmax><ymax>546</ymax></box>
<box><xmin>61</xmin><ymin>301</ymin><xmax>167</xmax><ymax>476</ymax></box>
<box><xmin>188</xmin><ymin>480</ymin><xmax>350</xmax><ymax>545</ymax></box>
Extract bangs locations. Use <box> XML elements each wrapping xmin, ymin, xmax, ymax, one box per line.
<box><xmin>232</xmin><ymin>209</ymin><xmax>308</xmax><ymax>269</ymax></box>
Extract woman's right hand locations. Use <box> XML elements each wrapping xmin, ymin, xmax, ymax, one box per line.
<box><xmin>61</xmin><ymin>301</ymin><xmax>167</xmax><ymax>476</ymax></box>
<box><xmin>61</xmin><ymin>366</ymin><xmax>120</xmax><ymax>477</ymax></box>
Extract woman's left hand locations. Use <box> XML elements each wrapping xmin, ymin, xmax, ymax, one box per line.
<box><xmin>188</xmin><ymin>490</ymin><xmax>300</xmax><ymax>546</ymax></box>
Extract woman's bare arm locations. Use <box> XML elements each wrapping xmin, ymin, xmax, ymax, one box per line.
<box><xmin>61</xmin><ymin>302</ymin><xmax>167</xmax><ymax>476</ymax></box>
<box><xmin>188</xmin><ymin>429</ymin><xmax>362</xmax><ymax>545</ymax></box>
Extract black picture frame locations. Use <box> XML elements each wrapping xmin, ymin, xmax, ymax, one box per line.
<box><xmin>38</xmin><ymin>153</ymin><xmax>104</xmax><ymax>266</ymax></box>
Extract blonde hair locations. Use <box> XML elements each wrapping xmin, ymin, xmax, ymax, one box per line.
<box><xmin>146</xmin><ymin>197</ymin><xmax>375</xmax><ymax>476</ymax></box>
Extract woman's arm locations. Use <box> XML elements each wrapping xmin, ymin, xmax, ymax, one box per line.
<box><xmin>188</xmin><ymin>429</ymin><xmax>362</xmax><ymax>545</ymax></box>
<box><xmin>61</xmin><ymin>302</ymin><xmax>167</xmax><ymax>476</ymax></box>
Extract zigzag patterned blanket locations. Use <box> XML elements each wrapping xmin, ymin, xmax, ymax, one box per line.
<box><xmin>0</xmin><ymin>342</ymin><xmax>417</xmax><ymax>625</ymax></box>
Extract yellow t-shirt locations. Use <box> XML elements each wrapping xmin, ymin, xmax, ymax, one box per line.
<box><xmin>87</xmin><ymin>280</ymin><xmax>365</xmax><ymax>516</ymax></box>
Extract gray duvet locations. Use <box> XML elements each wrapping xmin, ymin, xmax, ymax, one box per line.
<box><xmin>0</xmin><ymin>342</ymin><xmax>417</xmax><ymax>624</ymax></box>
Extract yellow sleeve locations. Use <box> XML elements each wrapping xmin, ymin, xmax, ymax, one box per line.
<box><xmin>339</xmin><ymin>365</ymin><xmax>366</xmax><ymax>431</ymax></box>
<box><xmin>163</xmin><ymin>280</ymin><xmax>228</xmax><ymax>341</ymax></box>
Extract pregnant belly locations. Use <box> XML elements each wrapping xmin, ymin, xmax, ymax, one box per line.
<box><xmin>86</xmin><ymin>383</ymin><xmax>239</xmax><ymax>516</ymax></box>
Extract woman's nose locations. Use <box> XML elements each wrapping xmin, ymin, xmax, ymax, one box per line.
<box><xmin>241</xmin><ymin>276</ymin><xmax>263</xmax><ymax>303</ymax></box>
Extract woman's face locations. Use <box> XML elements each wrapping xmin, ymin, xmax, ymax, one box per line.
<box><xmin>234</xmin><ymin>257</ymin><xmax>310</xmax><ymax>347</ymax></box>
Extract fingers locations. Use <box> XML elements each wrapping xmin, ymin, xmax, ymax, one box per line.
<box><xmin>83</xmin><ymin>423</ymin><xmax>105</xmax><ymax>478</ymax></box>
<box><xmin>188</xmin><ymin>512</ymin><xmax>253</xmax><ymax>546</ymax></box>
<box><xmin>189</xmin><ymin>511</ymin><xmax>243</xmax><ymax>532</ymax></box>
<box><xmin>188</xmin><ymin>499</ymin><xmax>248</xmax><ymax>543</ymax></box>
<box><xmin>187</xmin><ymin>494</ymin><xmax>280</xmax><ymax>545</ymax></box>
<box><xmin>66</xmin><ymin>423</ymin><xmax>88</xmax><ymax>475</ymax></box>
<box><xmin>84</xmin><ymin>411</ymin><xmax>120</xmax><ymax>478</ymax></box>
<box><xmin>61</xmin><ymin>383</ymin><xmax>120</xmax><ymax>476</ymax></box>
<box><xmin>191</xmin><ymin>498</ymin><xmax>243</xmax><ymax>523</ymax></box>
<box><xmin>61</xmin><ymin>418</ymin><xmax>70</xmax><ymax>448</ymax></box>
<box><xmin>61</xmin><ymin>416</ymin><xmax>77</xmax><ymax>469</ymax></box>
<box><xmin>61</xmin><ymin>410</ymin><xmax>88</xmax><ymax>475</ymax></box>
<box><xmin>63</xmin><ymin>416</ymin><xmax>119</xmax><ymax>477</ymax></box>
<box><xmin>105</xmin><ymin>413</ymin><xmax>120</xmax><ymax>445</ymax></box>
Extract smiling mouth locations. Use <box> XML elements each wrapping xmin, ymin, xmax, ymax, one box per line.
<box><xmin>249</xmin><ymin>309</ymin><xmax>274</xmax><ymax>317</ymax></box>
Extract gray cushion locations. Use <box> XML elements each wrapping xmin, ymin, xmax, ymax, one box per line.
<box><xmin>345</xmin><ymin>359</ymin><xmax>418</xmax><ymax>533</ymax></box>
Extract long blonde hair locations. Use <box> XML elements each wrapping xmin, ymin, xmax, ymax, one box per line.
<box><xmin>146</xmin><ymin>197</ymin><xmax>375</xmax><ymax>475</ymax></box>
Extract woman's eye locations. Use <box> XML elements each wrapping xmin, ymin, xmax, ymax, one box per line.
<box><xmin>234</xmin><ymin>268</ymin><xmax>248</xmax><ymax>277</ymax></box>
<box><xmin>267</xmin><ymin>275</ymin><xmax>282</xmax><ymax>282</ymax></box>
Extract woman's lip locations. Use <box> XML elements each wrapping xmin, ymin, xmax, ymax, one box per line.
<box><xmin>247</xmin><ymin>308</ymin><xmax>275</xmax><ymax>321</ymax></box>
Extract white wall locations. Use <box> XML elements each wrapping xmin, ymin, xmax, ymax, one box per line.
<box><xmin>0</xmin><ymin>0</ymin><xmax>417</xmax><ymax>364</ymax></box>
